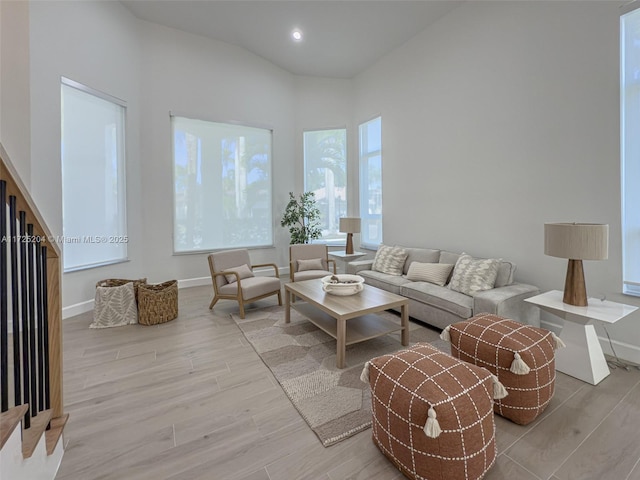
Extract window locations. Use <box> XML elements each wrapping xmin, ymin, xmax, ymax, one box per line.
<box><xmin>621</xmin><ymin>5</ymin><xmax>640</xmax><ymax>296</ymax></box>
<box><xmin>359</xmin><ymin>117</ymin><xmax>382</xmax><ymax>249</ymax></box>
<box><xmin>303</xmin><ymin>129</ymin><xmax>347</xmax><ymax>240</ymax></box>
<box><xmin>61</xmin><ymin>79</ymin><xmax>127</xmax><ymax>272</ymax></box>
<box><xmin>172</xmin><ymin>116</ymin><xmax>273</xmax><ymax>252</ymax></box>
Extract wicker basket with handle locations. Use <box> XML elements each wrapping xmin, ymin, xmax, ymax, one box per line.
<box><xmin>137</xmin><ymin>280</ymin><xmax>178</xmax><ymax>326</ymax></box>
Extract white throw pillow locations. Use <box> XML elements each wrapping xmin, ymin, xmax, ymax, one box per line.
<box><xmin>448</xmin><ymin>254</ymin><xmax>500</xmax><ymax>296</ymax></box>
<box><xmin>225</xmin><ymin>264</ymin><xmax>255</xmax><ymax>284</ymax></box>
<box><xmin>90</xmin><ymin>282</ymin><xmax>138</xmax><ymax>329</ymax></box>
<box><xmin>406</xmin><ymin>262</ymin><xmax>454</xmax><ymax>286</ymax></box>
<box><xmin>372</xmin><ymin>245</ymin><xmax>407</xmax><ymax>276</ymax></box>
<box><xmin>297</xmin><ymin>258</ymin><xmax>324</xmax><ymax>272</ymax></box>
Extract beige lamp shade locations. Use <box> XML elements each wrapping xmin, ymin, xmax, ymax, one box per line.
<box><xmin>339</xmin><ymin>217</ymin><xmax>361</xmax><ymax>234</ymax></box>
<box><xmin>544</xmin><ymin>223</ymin><xmax>608</xmax><ymax>306</ymax></box>
<box><xmin>339</xmin><ymin>217</ymin><xmax>361</xmax><ymax>254</ymax></box>
<box><xmin>544</xmin><ymin>223</ymin><xmax>608</xmax><ymax>260</ymax></box>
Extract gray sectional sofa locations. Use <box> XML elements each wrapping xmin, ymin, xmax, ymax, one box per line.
<box><xmin>347</xmin><ymin>247</ymin><xmax>540</xmax><ymax>330</ymax></box>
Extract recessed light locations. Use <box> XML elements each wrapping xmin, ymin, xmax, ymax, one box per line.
<box><xmin>292</xmin><ymin>29</ymin><xmax>303</xmax><ymax>41</ymax></box>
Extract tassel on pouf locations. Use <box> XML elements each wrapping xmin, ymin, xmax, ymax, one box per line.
<box><xmin>440</xmin><ymin>325</ymin><xmax>451</xmax><ymax>342</ymax></box>
<box><xmin>491</xmin><ymin>375</ymin><xmax>509</xmax><ymax>399</ymax></box>
<box><xmin>510</xmin><ymin>352</ymin><xmax>531</xmax><ymax>375</ymax></box>
<box><xmin>423</xmin><ymin>407</ymin><xmax>442</xmax><ymax>438</ymax></box>
<box><xmin>360</xmin><ymin>361</ymin><xmax>370</xmax><ymax>383</ymax></box>
<box><xmin>551</xmin><ymin>332</ymin><xmax>566</xmax><ymax>349</ymax></box>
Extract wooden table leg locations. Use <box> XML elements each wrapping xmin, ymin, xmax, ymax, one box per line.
<box><xmin>285</xmin><ymin>288</ymin><xmax>291</xmax><ymax>324</ymax></box>
<box><xmin>401</xmin><ymin>303</ymin><xmax>409</xmax><ymax>346</ymax></box>
<box><xmin>337</xmin><ymin>317</ymin><xmax>346</xmax><ymax>368</ymax></box>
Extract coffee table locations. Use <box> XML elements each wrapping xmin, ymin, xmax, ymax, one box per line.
<box><xmin>284</xmin><ymin>279</ymin><xmax>409</xmax><ymax>368</ymax></box>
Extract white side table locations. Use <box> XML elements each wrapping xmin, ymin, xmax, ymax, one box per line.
<box><xmin>525</xmin><ymin>290</ymin><xmax>637</xmax><ymax>385</ymax></box>
<box><xmin>328</xmin><ymin>251</ymin><xmax>366</xmax><ymax>273</ymax></box>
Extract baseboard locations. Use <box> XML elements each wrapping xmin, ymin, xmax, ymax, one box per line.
<box><xmin>61</xmin><ymin>271</ymin><xmax>289</xmax><ymax>320</ymax></box>
<box><xmin>62</xmin><ymin>277</ymin><xmax>214</xmax><ymax>319</ymax></box>
<box><xmin>62</xmin><ymin>300</ymin><xmax>94</xmax><ymax>320</ymax></box>
<box><xmin>541</xmin><ymin>318</ymin><xmax>640</xmax><ymax>365</ymax></box>
<box><xmin>177</xmin><ymin>277</ymin><xmax>211</xmax><ymax>289</ymax></box>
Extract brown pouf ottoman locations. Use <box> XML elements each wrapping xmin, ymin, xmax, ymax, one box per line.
<box><xmin>361</xmin><ymin>343</ymin><xmax>505</xmax><ymax>480</ymax></box>
<box><xmin>441</xmin><ymin>313</ymin><xmax>562</xmax><ymax>425</ymax></box>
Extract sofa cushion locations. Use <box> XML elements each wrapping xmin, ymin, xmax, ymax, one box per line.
<box><xmin>406</xmin><ymin>262</ymin><xmax>454</xmax><ymax>286</ymax></box>
<box><xmin>449</xmin><ymin>254</ymin><xmax>500</xmax><ymax>296</ymax></box>
<box><xmin>359</xmin><ymin>270</ymin><xmax>412</xmax><ymax>295</ymax></box>
<box><xmin>297</xmin><ymin>257</ymin><xmax>324</xmax><ymax>272</ymax></box>
<box><xmin>401</xmin><ymin>282</ymin><xmax>473</xmax><ymax>318</ymax></box>
<box><xmin>224</xmin><ymin>264</ymin><xmax>255</xmax><ymax>284</ymax></box>
<box><xmin>439</xmin><ymin>250</ymin><xmax>462</xmax><ymax>266</ymax></box>
<box><xmin>402</xmin><ymin>247</ymin><xmax>440</xmax><ymax>275</ymax></box>
<box><xmin>495</xmin><ymin>260</ymin><xmax>516</xmax><ymax>287</ymax></box>
<box><xmin>372</xmin><ymin>245</ymin><xmax>407</xmax><ymax>276</ymax></box>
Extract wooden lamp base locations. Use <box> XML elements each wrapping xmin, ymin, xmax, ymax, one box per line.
<box><xmin>345</xmin><ymin>233</ymin><xmax>354</xmax><ymax>254</ymax></box>
<box><xmin>563</xmin><ymin>259</ymin><xmax>587</xmax><ymax>306</ymax></box>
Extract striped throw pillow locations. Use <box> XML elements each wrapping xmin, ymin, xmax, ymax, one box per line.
<box><xmin>406</xmin><ymin>262</ymin><xmax>454</xmax><ymax>286</ymax></box>
<box><xmin>372</xmin><ymin>245</ymin><xmax>407</xmax><ymax>276</ymax></box>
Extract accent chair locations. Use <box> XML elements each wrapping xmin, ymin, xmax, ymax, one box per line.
<box><xmin>289</xmin><ymin>244</ymin><xmax>336</xmax><ymax>283</ymax></box>
<box><xmin>207</xmin><ymin>249</ymin><xmax>281</xmax><ymax>319</ymax></box>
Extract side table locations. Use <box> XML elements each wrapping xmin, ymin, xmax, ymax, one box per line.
<box><xmin>525</xmin><ymin>290</ymin><xmax>637</xmax><ymax>385</ymax></box>
<box><xmin>328</xmin><ymin>251</ymin><xmax>366</xmax><ymax>273</ymax></box>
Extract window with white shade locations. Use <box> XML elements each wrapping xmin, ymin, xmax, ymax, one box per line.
<box><xmin>359</xmin><ymin>116</ymin><xmax>382</xmax><ymax>249</ymax></box>
<box><xmin>621</xmin><ymin>4</ymin><xmax>640</xmax><ymax>296</ymax></box>
<box><xmin>172</xmin><ymin>116</ymin><xmax>273</xmax><ymax>252</ymax></box>
<box><xmin>303</xmin><ymin>128</ymin><xmax>347</xmax><ymax>240</ymax></box>
<box><xmin>61</xmin><ymin>78</ymin><xmax>127</xmax><ymax>272</ymax></box>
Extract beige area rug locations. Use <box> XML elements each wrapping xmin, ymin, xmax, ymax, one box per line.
<box><xmin>231</xmin><ymin>304</ymin><xmax>447</xmax><ymax>447</ymax></box>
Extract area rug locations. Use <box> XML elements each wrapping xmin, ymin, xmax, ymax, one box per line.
<box><xmin>231</xmin><ymin>305</ymin><xmax>446</xmax><ymax>447</ymax></box>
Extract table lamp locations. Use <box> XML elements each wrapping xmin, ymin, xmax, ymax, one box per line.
<box><xmin>339</xmin><ymin>217</ymin><xmax>361</xmax><ymax>254</ymax></box>
<box><xmin>544</xmin><ymin>222</ymin><xmax>609</xmax><ymax>306</ymax></box>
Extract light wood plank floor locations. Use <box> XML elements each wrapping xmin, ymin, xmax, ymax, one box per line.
<box><xmin>56</xmin><ymin>285</ymin><xmax>640</xmax><ymax>480</ymax></box>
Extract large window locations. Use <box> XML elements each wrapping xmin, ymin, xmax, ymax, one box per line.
<box><xmin>172</xmin><ymin>116</ymin><xmax>273</xmax><ymax>252</ymax></box>
<box><xmin>359</xmin><ymin>117</ymin><xmax>382</xmax><ymax>248</ymax></box>
<box><xmin>621</xmin><ymin>5</ymin><xmax>640</xmax><ymax>296</ymax></box>
<box><xmin>303</xmin><ymin>128</ymin><xmax>347</xmax><ymax>240</ymax></box>
<box><xmin>61</xmin><ymin>79</ymin><xmax>127</xmax><ymax>272</ymax></box>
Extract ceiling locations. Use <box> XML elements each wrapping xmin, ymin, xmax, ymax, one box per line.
<box><xmin>120</xmin><ymin>0</ymin><xmax>463</xmax><ymax>78</ymax></box>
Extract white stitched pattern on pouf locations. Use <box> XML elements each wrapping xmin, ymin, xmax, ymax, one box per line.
<box><xmin>443</xmin><ymin>313</ymin><xmax>558</xmax><ymax>425</ymax></box>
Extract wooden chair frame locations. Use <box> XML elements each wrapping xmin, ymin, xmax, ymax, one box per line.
<box><xmin>208</xmin><ymin>256</ymin><xmax>281</xmax><ymax>319</ymax></box>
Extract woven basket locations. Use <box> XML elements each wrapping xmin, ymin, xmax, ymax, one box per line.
<box><xmin>96</xmin><ymin>278</ymin><xmax>147</xmax><ymax>303</ymax></box>
<box><xmin>137</xmin><ymin>280</ymin><xmax>178</xmax><ymax>326</ymax></box>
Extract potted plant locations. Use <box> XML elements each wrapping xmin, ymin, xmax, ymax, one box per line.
<box><xmin>281</xmin><ymin>192</ymin><xmax>322</xmax><ymax>244</ymax></box>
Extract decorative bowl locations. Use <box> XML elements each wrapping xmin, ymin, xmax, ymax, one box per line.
<box><xmin>320</xmin><ymin>274</ymin><xmax>365</xmax><ymax>296</ymax></box>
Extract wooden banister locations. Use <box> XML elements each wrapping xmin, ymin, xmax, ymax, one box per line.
<box><xmin>0</xmin><ymin>142</ymin><xmax>64</xmax><ymax>420</ymax></box>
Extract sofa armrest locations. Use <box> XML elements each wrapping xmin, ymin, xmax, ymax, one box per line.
<box><xmin>473</xmin><ymin>283</ymin><xmax>541</xmax><ymax>327</ymax></box>
<box><xmin>347</xmin><ymin>259</ymin><xmax>374</xmax><ymax>274</ymax></box>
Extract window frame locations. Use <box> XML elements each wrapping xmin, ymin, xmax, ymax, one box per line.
<box><xmin>358</xmin><ymin>116</ymin><xmax>383</xmax><ymax>250</ymax></box>
<box><xmin>171</xmin><ymin>114</ymin><xmax>275</xmax><ymax>254</ymax></box>
<box><xmin>302</xmin><ymin>127</ymin><xmax>348</xmax><ymax>242</ymax></box>
<box><xmin>60</xmin><ymin>77</ymin><xmax>128</xmax><ymax>272</ymax></box>
<box><xmin>621</xmin><ymin>2</ymin><xmax>640</xmax><ymax>296</ymax></box>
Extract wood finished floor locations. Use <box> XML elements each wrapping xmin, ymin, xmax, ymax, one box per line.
<box><xmin>55</xmin><ymin>285</ymin><xmax>640</xmax><ymax>480</ymax></box>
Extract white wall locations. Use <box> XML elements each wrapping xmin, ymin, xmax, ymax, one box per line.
<box><xmin>293</xmin><ymin>75</ymin><xmax>357</xmax><ymax>216</ymax></box>
<box><xmin>354</xmin><ymin>1</ymin><xmax>640</xmax><ymax>361</ymax></box>
<box><xmin>1</xmin><ymin>0</ymin><xmax>31</xmax><ymax>184</ymax></box>
<box><xmin>29</xmin><ymin>0</ymin><xmax>143</xmax><ymax>308</ymax></box>
<box><xmin>26</xmin><ymin>2</ymin><xmax>303</xmax><ymax>309</ymax></box>
<box><xmin>137</xmin><ymin>20</ymin><xmax>297</xmax><ymax>282</ymax></box>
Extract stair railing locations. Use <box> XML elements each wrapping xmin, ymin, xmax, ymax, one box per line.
<box><xmin>0</xmin><ymin>142</ymin><xmax>63</xmax><ymax>430</ymax></box>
